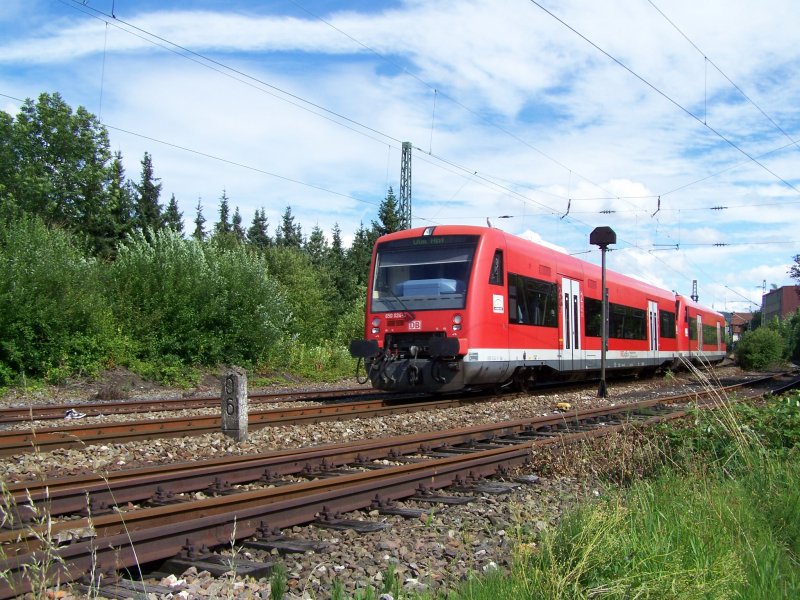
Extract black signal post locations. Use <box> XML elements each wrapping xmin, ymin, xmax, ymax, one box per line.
<box><xmin>590</xmin><ymin>226</ymin><xmax>616</xmax><ymax>398</ymax></box>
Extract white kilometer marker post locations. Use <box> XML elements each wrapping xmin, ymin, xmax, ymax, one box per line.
<box><xmin>221</xmin><ymin>366</ymin><xmax>248</xmax><ymax>442</ymax></box>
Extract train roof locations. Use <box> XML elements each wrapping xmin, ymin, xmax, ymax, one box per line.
<box><xmin>676</xmin><ymin>294</ymin><xmax>725</xmax><ymax>318</ymax></box>
<box><xmin>378</xmin><ymin>225</ymin><xmax>679</xmax><ymax>301</ymax></box>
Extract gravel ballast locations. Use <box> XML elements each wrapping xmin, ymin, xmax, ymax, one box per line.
<box><xmin>0</xmin><ymin>366</ymin><xmax>746</xmax><ymax>599</ymax></box>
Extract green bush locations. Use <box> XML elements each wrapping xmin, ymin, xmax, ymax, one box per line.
<box><xmin>267</xmin><ymin>339</ymin><xmax>357</xmax><ymax>380</ymax></box>
<box><xmin>263</xmin><ymin>246</ymin><xmax>334</xmax><ymax>345</ymax></box>
<box><xmin>0</xmin><ymin>216</ymin><xmax>119</xmax><ymax>384</ymax></box>
<box><xmin>445</xmin><ymin>394</ymin><xmax>800</xmax><ymax>600</ymax></box>
<box><xmin>786</xmin><ymin>309</ymin><xmax>800</xmax><ymax>363</ymax></box>
<box><xmin>106</xmin><ymin>230</ymin><xmax>290</xmax><ymax>368</ymax></box>
<box><xmin>735</xmin><ymin>326</ymin><xmax>786</xmax><ymax>370</ymax></box>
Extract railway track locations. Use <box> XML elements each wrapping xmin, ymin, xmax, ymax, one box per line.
<box><xmin>1</xmin><ymin>372</ymin><xmax>797</xmax><ymax>598</ymax></box>
<box><xmin>0</xmin><ymin>386</ymin><xmax>385</xmax><ymax>423</ymax></box>
<box><xmin>0</xmin><ymin>371</ymin><xmax>775</xmax><ymax>457</ymax></box>
<box><xmin>0</xmin><ymin>391</ymin><xmax>452</xmax><ymax>456</ymax></box>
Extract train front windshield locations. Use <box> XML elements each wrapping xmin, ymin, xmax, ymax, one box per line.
<box><xmin>371</xmin><ymin>235</ymin><xmax>478</xmax><ymax>312</ymax></box>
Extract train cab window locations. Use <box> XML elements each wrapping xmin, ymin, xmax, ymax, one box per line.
<box><xmin>508</xmin><ymin>273</ymin><xmax>557</xmax><ymax>327</ymax></box>
<box><xmin>659</xmin><ymin>310</ymin><xmax>676</xmax><ymax>338</ymax></box>
<box><xmin>489</xmin><ymin>250</ymin><xmax>504</xmax><ymax>285</ymax></box>
<box><xmin>370</xmin><ymin>234</ymin><xmax>478</xmax><ymax>312</ymax></box>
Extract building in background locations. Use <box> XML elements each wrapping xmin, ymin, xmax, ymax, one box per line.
<box><xmin>726</xmin><ymin>312</ymin><xmax>754</xmax><ymax>345</ymax></box>
<box><xmin>761</xmin><ymin>286</ymin><xmax>800</xmax><ymax>323</ymax></box>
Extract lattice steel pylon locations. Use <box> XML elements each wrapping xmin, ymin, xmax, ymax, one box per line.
<box><xmin>399</xmin><ymin>141</ymin><xmax>412</xmax><ymax>229</ymax></box>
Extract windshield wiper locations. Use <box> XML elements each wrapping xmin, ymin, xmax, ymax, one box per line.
<box><xmin>388</xmin><ymin>290</ymin><xmax>416</xmax><ymax>320</ymax></box>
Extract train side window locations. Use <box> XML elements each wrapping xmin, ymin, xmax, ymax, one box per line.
<box><xmin>659</xmin><ymin>310</ymin><xmax>676</xmax><ymax>338</ymax></box>
<box><xmin>584</xmin><ymin>298</ymin><xmax>602</xmax><ymax>337</ymax></box>
<box><xmin>689</xmin><ymin>316</ymin><xmax>698</xmax><ymax>340</ymax></box>
<box><xmin>508</xmin><ymin>273</ymin><xmax>557</xmax><ymax>327</ymax></box>
<box><xmin>586</xmin><ymin>299</ymin><xmax>646</xmax><ymax>340</ymax></box>
<box><xmin>702</xmin><ymin>323</ymin><xmax>717</xmax><ymax>344</ymax></box>
<box><xmin>489</xmin><ymin>250</ymin><xmax>504</xmax><ymax>285</ymax></box>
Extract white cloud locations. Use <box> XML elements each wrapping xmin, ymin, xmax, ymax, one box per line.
<box><xmin>1</xmin><ymin>0</ymin><xmax>798</xmax><ymax>303</ymax></box>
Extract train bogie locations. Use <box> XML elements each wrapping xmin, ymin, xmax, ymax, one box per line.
<box><xmin>350</xmin><ymin>225</ymin><xmax>726</xmax><ymax>393</ymax></box>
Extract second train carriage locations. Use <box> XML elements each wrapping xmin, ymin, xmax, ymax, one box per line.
<box><xmin>350</xmin><ymin>225</ymin><xmax>726</xmax><ymax>393</ymax></box>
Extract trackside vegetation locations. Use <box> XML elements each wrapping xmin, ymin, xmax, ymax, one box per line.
<box><xmin>0</xmin><ymin>92</ymin><xmax>395</xmax><ymax>388</ymax></box>
<box><xmin>735</xmin><ymin>311</ymin><xmax>800</xmax><ymax>370</ymax></box>
<box><xmin>327</xmin><ymin>389</ymin><xmax>798</xmax><ymax>600</ymax></box>
<box><xmin>3</xmin><ymin>91</ymin><xmax>800</xmax><ymax>599</ymax></box>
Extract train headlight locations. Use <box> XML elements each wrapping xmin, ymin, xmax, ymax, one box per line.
<box><xmin>452</xmin><ymin>314</ymin><xmax>462</xmax><ymax>331</ymax></box>
<box><xmin>371</xmin><ymin>317</ymin><xmax>381</xmax><ymax>334</ymax></box>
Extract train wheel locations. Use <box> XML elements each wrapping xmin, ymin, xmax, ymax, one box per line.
<box><xmin>512</xmin><ymin>369</ymin><xmax>535</xmax><ymax>393</ymax></box>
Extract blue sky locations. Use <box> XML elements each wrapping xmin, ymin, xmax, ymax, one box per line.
<box><xmin>2</xmin><ymin>0</ymin><xmax>799</xmax><ymax>313</ymax></box>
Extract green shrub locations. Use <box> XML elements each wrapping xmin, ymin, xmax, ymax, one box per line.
<box><xmin>106</xmin><ymin>230</ymin><xmax>290</xmax><ymax>368</ymax></box>
<box><xmin>735</xmin><ymin>326</ymin><xmax>785</xmax><ymax>370</ymax></box>
<box><xmin>0</xmin><ymin>216</ymin><xmax>119</xmax><ymax>383</ymax></box>
<box><xmin>263</xmin><ymin>246</ymin><xmax>333</xmax><ymax>345</ymax></box>
<box><xmin>268</xmin><ymin>340</ymin><xmax>357</xmax><ymax>380</ymax></box>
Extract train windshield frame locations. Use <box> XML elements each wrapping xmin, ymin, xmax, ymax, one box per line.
<box><xmin>371</xmin><ymin>235</ymin><xmax>479</xmax><ymax>312</ymax></box>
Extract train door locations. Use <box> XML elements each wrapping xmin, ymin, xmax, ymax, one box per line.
<box><xmin>648</xmin><ymin>301</ymin><xmax>659</xmax><ymax>365</ymax></box>
<box><xmin>561</xmin><ymin>277</ymin><xmax>583</xmax><ymax>370</ymax></box>
<box><xmin>696</xmin><ymin>314</ymin><xmax>703</xmax><ymax>353</ymax></box>
<box><xmin>717</xmin><ymin>322</ymin><xmax>722</xmax><ymax>352</ymax></box>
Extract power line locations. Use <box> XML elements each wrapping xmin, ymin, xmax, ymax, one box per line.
<box><xmin>286</xmin><ymin>0</ymin><xmax>632</xmax><ymax>205</ymax></box>
<box><xmin>58</xmin><ymin>0</ymin><xmax>584</xmax><ymax>224</ymax></box>
<box><xmin>61</xmin><ymin>0</ymin><xmax>403</xmax><ymax>146</ymax></box>
<box><xmin>104</xmin><ymin>123</ymin><xmax>380</xmax><ymax>208</ymax></box>
<box><xmin>37</xmin><ymin>3</ymin><xmax>791</xmax><ymax>301</ymax></box>
<box><xmin>59</xmin><ymin>0</ymin><xmax>783</xmax><ymax>237</ymax></box>
<box><xmin>647</xmin><ymin>0</ymin><xmax>800</xmax><ymax>153</ymax></box>
<box><xmin>526</xmin><ymin>0</ymin><xmax>800</xmax><ymax>196</ymax></box>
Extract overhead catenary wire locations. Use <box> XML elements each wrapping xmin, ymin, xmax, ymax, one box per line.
<box><xmin>104</xmin><ymin>124</ymin><xmax>381</xmax><ymax>208</ymax></box>
<box><xmin>646</xmin><ymin>0</ymin><xmax>800</xmax><ymax>153</ymax></box>
<box><xmin>33</xmin><ymin>2</ymin><xmax>791</xmax><ymax>308</ymax></box>
<box><xmin>526</xmin><ymin>0</ymin><xmax>800</xmax><ymax>197</ymax></box>
<box><xmin>58</xmin><ymin>0</ymin><xmax>581</xmax><ymax>221</ymax></box>
<box><xmin>286</xmin><ymin>0</ymin><xmax>635</xmax><ymax>207</ymax></box>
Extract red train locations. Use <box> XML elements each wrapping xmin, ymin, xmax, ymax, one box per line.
<box><xmin>349</xmin><ymin>225</ymin><xmax>727</xmax><ymax>393</ymax></box>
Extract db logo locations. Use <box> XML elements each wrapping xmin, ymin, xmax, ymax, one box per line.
<box><xmin>408</xmin><ymin>321</ymin><xmax>422</xmax><ymax>330</ymax></box>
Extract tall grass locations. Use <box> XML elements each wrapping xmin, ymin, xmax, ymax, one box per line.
<box><xmin>443</xmin><ymin>388</ymin><xmax>800</xmax><ymax>600</ymax></box>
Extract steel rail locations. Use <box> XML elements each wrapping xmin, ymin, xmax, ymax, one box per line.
<box><xmin>0</xmin><ymin>387</ymin><xmax>387</xmax><ymax>423</ymax></box>
<box><xmin>2</xmin><ymin>373</ymin><xmax>792</xmax><ymax>518</ymax></box>
<box><xmin>0</xmin><ymin>393</ymin><xmax>474</xmax><ymax>457</ymax></box>
<box><xmin>2</xmin><ymin>371</ymin><xmax>796</xmax><ymax>598</ymax></box>
<box><xmin>0</xmin><ymin>372</ymin><xmax>785</xmax><ymax>457</ymax></box>
<box><xmin>0</xmin><ymin>406</ymin><xmax>684</xmax><ymax>599</ymax></box>
<box><xmin>2</xmin><ymin>401</ymin><xmax>653</xmax><ymax>519</ymax></box>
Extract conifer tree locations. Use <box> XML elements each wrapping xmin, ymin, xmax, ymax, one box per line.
<box><xmin>372</xmin><ymin>186</ymin><xmax>402</xmax><ymax>237</ymax></box>
<box><xmin>164</xmin><ymin>194</ymin><xmax>184</xmax><ymax>234</ymax></box>
<box><xmin>305</xmin><ymin>224</ymin><xmax>329</xmax><ymax>266</ymax></box>
<box><xmin>348</xmin><ymin>221</ymin><xmax>375</xmax><ymax>288</ymax></box>
<box><xmin>134</xmin><ymin>152</ymin><xmax>163</xmax><ymax>236</ymax></box>
<box><xmin>192</xmin><ymin>198</ymin><xmax>206</xmax><ymax>241</ymax></box>
<box><xmin>232</xmin><ymin>206</ymin><xmax>245</xmax><ymax>242</ymax></box>
<box><xmin>277</xmin><ymin>205</ymin><xmax>303</xmax><ymax>248</ymax></box>
<box><xmin>247</xmin><ymin>207</ymin><xmax>271</xmax><ymax>249</ymax></box>
<box><xmin>215</xmin><ymin>189</ymin><xmax>231</xmax><ymax>234</ymax></box>
<box><xmin>102</xmin><ymin>150</ymin><xmax>135</xmax><ymax>256</ymax></box>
